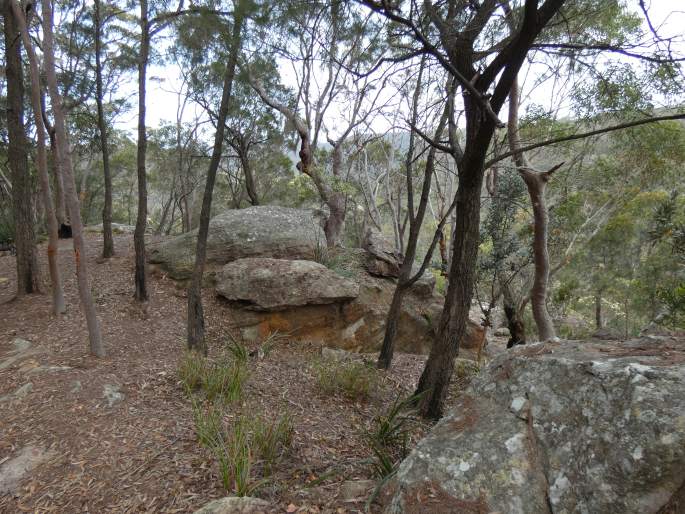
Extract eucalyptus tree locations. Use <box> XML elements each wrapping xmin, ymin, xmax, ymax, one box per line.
<box><xmin>249</xmin><ymin>0</ymin><xmax>387</xmax><ymax>247</ymax></box>
<box><xmin>11</xmin><ymin>0</ymin><xmax>67</xmax><ymax>316</ymax></box>
<box><xmin>361</xmin><ymin>0</ymin><xmax>569</xmax><ymax>418</ymax></box>
<box><xmin>132</xmin><ymin>0</ymin><xmax>206</xmax><ymax>302</ymax></box>
<box><xmin>184</xmin><ymin>0</ymin><xmax>254</xmax><ymax>354</ymax></box>
<box><xmin>362</xmin><ymin>0</ymin><xmax>685</xmax><ymax>418</ymax></box>
<box><xmin>43</xmin><ymin>0</ymin><xmax>105</xmax><ymax>356</ymax></box>
<box><xmin>2</xmin><ymin>0</ymin><xmax>42</xmax><ymax>296</ymax></box>
<box><xmin>91</xmin><ymin>0</ymin><xmax>133</xmax><ymax>257</ymax></box>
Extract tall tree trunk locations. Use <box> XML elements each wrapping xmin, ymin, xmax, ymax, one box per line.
<box><xmin>503</xmin><ymin>283</ymin><xmax>526</xmax><ymax>348</ymax></box>
<box><xmin>324</xmin><ymin>143</ymin><xmax>346</xmax><ymax>247</ymax></box>
<box><xmin>241</xmin><ymin>152</ymin><xmax>259</xmax><ymax>206</ymax></box>
<box><xmin>508</xmin><ymin>76</ymin><xmax>559</xmax><ymax>341</ymax></box>
<box><xmin>378</xmin><ymin>76</ymin><xmax>448</xmax><ymax>369</ymax></box>
<box><xmin>42</xmin><ymin>0</ymin><xmax>105</xmax><ymax>357</ymax></box>
<box><xmin>415</xmin><ymin>177</ymin><xmax>483</xmax><ymax>419</ymax></box>
<box><xmin>3</xmin><ymin>1</ymin><xmax>42</xmax><ymax>295</ymax></box>
<box><xmin>134</xmin><ymin>0</ymin><xmax>150</xmax><ymax>302</ymax></box>
<box><xmin>11</xmin><ymin>0</ymin><xmax>65</xmax><ymax>314</ymax></box>
<box><xmin>187</xmin><ymin>8</ymin><xmax>244</xmax><ymax>354</ymax></box>
<box><xmin>324</xmin><ymin>193</ymin><xmax>345</xmax><ymax>247</ymax></box>
<box><xmin>595</xmin><ymin>292</ymin><xmax>603</xmax><ymax>330</ymax></box>
<box><xmin>519</xmin><ymin>169</ymin><xmax>557</xmax><ymax>340</ymax></box>
<box><xmin>94</xmin><ymin>0</ymin><xmax>114</xmax><ymax>258</ymax></box>
<box><xmin>41</xmin><ymin>98</ymin><xmax>67</xmax><ymax>227</ymax></box>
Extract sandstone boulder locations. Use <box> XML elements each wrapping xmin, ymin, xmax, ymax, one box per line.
<box><xmin>219</xmin><ymin>250</ymin><xmax>484</xmax><ymax>356</ymax></box>
<box><xmin>216</xmin><ymin>258</ymin><xmax>359</xmax><ymax>310</ymax></box>
<box><xmin>381</xmin><ymin>336</ymin><xmax>685</xmax><ymax>513</ymax></box>
<box><xmin>148</xmin><ymin>206</ymin><xmax>325</xmax><ymax>279</ymax></box>
<box><xmin>362</xmin><ymin>228</ymin><xmax>403</xmax><ymax>277</ymax></box>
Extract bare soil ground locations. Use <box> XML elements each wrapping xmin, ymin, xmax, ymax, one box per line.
<box><xmin>0</xmin><ymin>233</ymin><xmax>479</xmax><ymax>513</ymax></box>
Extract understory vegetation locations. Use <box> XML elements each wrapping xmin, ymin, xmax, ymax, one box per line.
<box><xmin>180</xmin><ymin>340</ymin><xmax>293</xmax><ymax>496</ymax></box>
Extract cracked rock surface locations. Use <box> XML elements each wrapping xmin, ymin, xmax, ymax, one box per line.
<box><xmin>381</xmin><ymin>337</ymin><xmax>685</xmax><ymax>514</ymax></box>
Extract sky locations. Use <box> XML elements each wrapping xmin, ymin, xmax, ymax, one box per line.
<box><xmin>123</xmin><ymin>1</ymin><xmax>685</xmax><ymax>138</ymax></box>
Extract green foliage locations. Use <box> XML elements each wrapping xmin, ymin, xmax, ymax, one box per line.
<box><xmin>190</xmin><ymin>406</ymin><xmax>293</xmax><ymax>495</ymax></box>
<box><xmin>250</xmin><ymin>413</ymin><xmax>294</xmax><ymax>475</ymax></box>
<box><xmin>225</xmin><ymin>336</ymin><xmax>249</xmax><ymax>365</ymax></box>
<box><xmin>203</xmin><ymin>358</ymin><xmax>248</xmax><ymax>404</ymax></box>
<box><xmin>313</xmin><ymin>358</ymin><xmax>377</xmax><ymax>402</ymax></box>
<box><xmin>178</xmin><ymin>351</ymin><xmax>207</xmax><ymax>392</ymax></box>
<box><xmin>365</xmin><ymin>394</ymin><xmax>421</xmax><ymax>479</ymax></box>
<box><xmin>178</xmin><ymin>351</ymin><xmax>248</xmax><ymax>404</ymax></box>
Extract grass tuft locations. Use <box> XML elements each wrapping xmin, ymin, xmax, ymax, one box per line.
<box><xmin>313</xmin><ymin>357</ymin><xmax>377</xmax><ymax>401</ymax></box>
<box><xmin>203</xmin><ymin>358</ymin><xmax>248</xmax><ymax>404</ymax></box>
<box><xmin>178</xmin><ymin>351</ymin><xmax>207</xmax><ymax>393</ymax></box>
<box><xmin>365</xmin><ymin>393</ymin><xmax>422</xmax><ymax>478</ymax></box>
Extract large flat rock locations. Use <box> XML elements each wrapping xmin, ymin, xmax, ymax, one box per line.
<box><xmin>382</xmin><ymin>336</ymin><xmax>685</xmax><ymax>513</ymax></box>
<box><xmin>216</xmin><ymin>258</ymin><xmax>359</xmax><ymax>310</ymax></box>
<box><xmin>147</xmin><ymin>206</ymin><xmax>325</xmax><ymax>279</ymax></box>
<box><xmin>219</xmin><ymin>250</ymin><xmax>485</xmax><ymax>356</ymax></box>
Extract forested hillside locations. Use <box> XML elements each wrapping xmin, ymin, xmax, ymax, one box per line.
<box><xmin>1</xmin><ymin>1</ymin><xmax>684</xmax><ymax>512</ymax></box>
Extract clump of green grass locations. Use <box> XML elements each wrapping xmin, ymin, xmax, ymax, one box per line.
<box><xmin>178</xmin><ymin>351</ymin><xmax>207</xmax><ymax>393</ymax></box>
<box><xmin>313</xmin><ymin>357</ymin><xmax>377</xmax><ymax>401</ymax></box>
<box><xmin>204</xmin><ymin>358</ymin><xmax>248</xmax><ymax>404</ymax></box>
<box><xmin>225</xmin><ymin>336</ymin><xmax>249</xmax><ymax>364</ymax></box>
<box><xmin>190</xmin><ymin>402</ymin><xmax>292</xmax><ymax>495</ymax></box>
<box><xmin>366</xmin><ymin>394</ymin><xmax>421</xmax><ymax>479</ymax></box>
<box><xmin>251</xmin><ymin>412</ymin><xmax>294</xmax><ymax>475</ymax></box>
<box><xmin>178</xmin><ymin>351</ymin><xmax>248</xmax><ymax>404</ymax></box>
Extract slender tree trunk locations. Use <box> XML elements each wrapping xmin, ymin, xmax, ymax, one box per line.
<box><xmin>508</xmin><ymin>76</ymin><xmax>558</xmax><ymax>341</ymax></box>
<box><xmin>156</xmin><ymin>178</ymin><xmax>176</xmax><ymax>235</ymax></box>
<box><xmin>242</xmin><ymin>159</ymin><xmax>259</xmax><ymax>205</ymax></box>
<box><xmin>415</xmin><ymin>178</ymin><xmax>483</xmax><ymax>419</ymax></box>
<box><xmin>377</xmin><ymin>67</ymin><xmax>449</xmax><ymax>370</ymax></box>
<box><xmin>41</xmin><ymin>102</ymin><xmax>67</xmax><ymax>227</ymax></box>
<box><xmin>134</xmin><ymin>0</ymin><xmax>150</xmax><ymax>302</ymax></box>
<box><xmin>519</xmin><ymin>170</ymin><xmax>556</xmax><ymax>340</ymax></box>
<box><xmin>503</xmin><ymin>283</ymin><xmax>526</xmax><ymax>348</ymax></box>
<box><xmin>42</xmin><ymin>0</ymin><xmax>104</xmax><ymax>357</ymax></box>
<box><xmin>94</xmin><ymin>0</ymin><xmax>114</xmax><ymax>258</ymax></box>
<box><xmin>11</xmin><ymin>0</ymin><xmax>65</xmax><ymax>315</ymax></box>
<box><xmin>187</xmin><ymin>8</ymin><xmax>244</xmax><ymax>354</ymax></box>
<box><xmin>595</xmin><ymin>293</ymin><xmax>603</xmax><ymax>330</ymax></box>
<box><xmin>3</xmin><ymin>1</ymin><xmax>42</xmax><ymax>295</ymax></box>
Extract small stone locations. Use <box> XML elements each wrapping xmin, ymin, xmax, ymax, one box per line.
<box><xmin>103</xmin><ymin>384</ymin><xmax>124</xmax><ymax>407</ymax></box>
<box><xmin>14</xmin><ymin>382</ymin><xmax>33</xmax><ymax>398</ymax></box>
<box><xmin>0</xmin><ymin>446</ymin><xmax>55</xmax><ymax>494</ymax></box>
<box><xmin>321</xmin><ymin>347</ymin><xmax>355</xmax><ymax>361</ymax></box>
<box><xmin>70</xmin><ymin>380</ymin><xmax>82</xmax><ymax>393</ymax></box>
<box><xmin>0</xmin><ymin>382</ymin><xmax>33</xmax><ymax>403</ymax></box>
<box><xmin>193</xmin><ymin>496</ymin><xmax>271</xmax><ymax>514</ymax></box>
<box><xmin>339</xmin><ymin>479</ymin><xmax>375</xmax><ymax>501</ymax></box>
